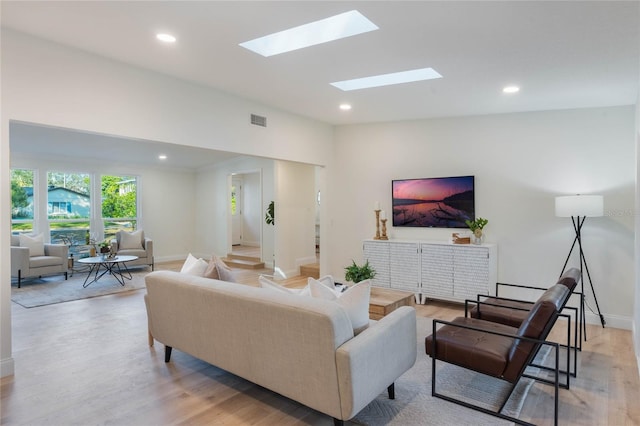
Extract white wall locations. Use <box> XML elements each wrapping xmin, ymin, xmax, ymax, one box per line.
<box><xmin>0</xmin><ymin>30</ymin><xmax>334</xmax><ymax>377</ymax></box>
<box><xmin>242</xmin><ymin>172</ymin><xmax>262</xmax><ymax>247</ymax></box>
<box><xmin>329</xmin><ymin>106</ymin><xmax>636</xmax><ymax>328</ymax></box>
<box><xmin>274</xmin><ymin>160</ymin><xmax>318</xmax><ymax>278</ymax></box>
<box><xmin>194</xmin><ymin>156</ymin><xmax>275</xmax><ymax>265</ymax></box>
<box><xmin>635</xmin><ymin>91</ymin><xmax>640</xmax><ymax>373</ymax></box>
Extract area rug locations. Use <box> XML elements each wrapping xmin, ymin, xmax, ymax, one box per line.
<box><xmin>11</xmin><ymin>268</ymin><xmax>150</xmax><ymax>308</ymax></box>
<box><xmin>351</xmin><ymin>316</ymin><xmax>544</xmax><ymax>425</ymax></box>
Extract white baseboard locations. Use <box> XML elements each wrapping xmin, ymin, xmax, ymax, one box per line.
<box><xmin>296</xmin><ymin>256</ymin><xmax>318</xmax><ymax>267</ymax></box>
<box><xmin>585</xmin><ymin>312</ymin><xmax>632</xmax><ymax>330</ymax></box>
<box><xmin>155</xmin><ymin>254</ymin><xmax>191</xmax><ymax>264</ymax></box>
<box><xmin>1</xmin><ymin>357</ymin><xmax>15</xmax><ymax>378</ymax></box>
<box><xmin>239</xmin><ymin>241</ymin><xmax>260</xmax><ymax>247</ymax></box>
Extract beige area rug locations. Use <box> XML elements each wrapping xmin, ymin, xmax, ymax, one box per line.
<box><xmin>11</xmin><ymin>267</ymin><xmax>151</xmax><ymax>308</ymax></box>
<box><xmin>350</xmin><ymin>316</ymin><xmax>546</xmax><ymax>425</ymax></box>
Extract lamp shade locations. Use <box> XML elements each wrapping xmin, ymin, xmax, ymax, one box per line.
<box><xmin>555</xmin><ymin>195</ymin><xmax>603</xmax><ymax>217</ymax></box>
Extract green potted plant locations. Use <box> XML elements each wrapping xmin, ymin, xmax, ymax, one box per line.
<box><xmin>265</xmin><ymin>201</ymin><xmax>275</xmax><ymax>225</ymax></box>
<box><xmin>344</xmin><ymin>260</ymin><xmax>376</xmax><ymax>283</ymax></box>
<box><xmin>465</xmin><ymin>217</ymin><xmax>488</xmax><ymax>244</ymax></box>
<box><xmin>99</xmin><ymin>240</ymin><xmax>111</xmax><ymax>254</ymax></box>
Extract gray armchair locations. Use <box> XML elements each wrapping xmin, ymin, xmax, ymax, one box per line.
<box><xmin>11</xmin><ymin>235</ymin><xmax>69</xmax><ymax>288</ymax></box>
<box><xmin>110</xmin><ymin>230</ymin><xmax>154</xmax><ymax>270</ymax></box>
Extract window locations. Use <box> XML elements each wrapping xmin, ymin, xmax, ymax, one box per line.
<box><xmin>102</xmin><ymin>175</ymin><xmax>138</xmax><ymax>241</ymax></box>
<box><xmin>231</xmin><ymin>183</ymin><xmax>238</xmax><ymax>216</ymax></box>
<box><xmin>10</xmin><ymin>169</ymin><xmax>34</xmax><ymax>234</ymax></box>
<box><xmin>47</xmin><ymin>171</ymin><xmax>91</xmax><ymax>245</ymax></box>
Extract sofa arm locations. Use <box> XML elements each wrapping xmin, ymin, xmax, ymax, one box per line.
<box><xmin>143</xmin><ymin>238</ymin><xmax>153</xmax><ymax>256</ymax></box>
<box><xmin>335</xmin><ymin>306</ymin><xmax>417</xmax><ymax>420</ymax></box>
<box><xmin>45</xmin><ymin>243</ymin><xmax>68</xmax><ymax>259</ymax></box>
<box><xmin>11</xmin><ymin>246</ymin><xmax>30</xmax><ymax>276</ymax></box>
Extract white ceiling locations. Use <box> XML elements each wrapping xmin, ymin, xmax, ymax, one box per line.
<box><xmin>3</xmin><ymin>1</ymin><xmax>639</xmax><ymax>167</ymax></box>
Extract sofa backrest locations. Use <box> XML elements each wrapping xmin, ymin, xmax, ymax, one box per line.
<box><xmin>145</xmin><ymin>270</ymin><xmax>354</xmax><ymax>416</ymax></box>
<box><xmin>503</xmin><ymin>283</ymin><xmax>569</xmax><ymax>381</ymax></box>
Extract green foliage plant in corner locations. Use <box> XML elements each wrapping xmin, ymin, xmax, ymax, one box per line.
<box><xmin>265</xmin><ymin>201</ymin><xmax>275</xmax><ymax>225</ymax></box>
<box><xmin>344</xmin><ymin>260</ymin><xmax>376</xmax><ymax>283</ymax></box>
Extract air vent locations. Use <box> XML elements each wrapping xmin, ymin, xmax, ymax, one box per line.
<box><xmin>250</xmin><ymin>114</ymin><xmax>267</xmax><ymax>127</ymax></box>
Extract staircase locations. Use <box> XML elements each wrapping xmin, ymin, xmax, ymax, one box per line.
<box><xmin>299</xmin><ymin>263</ymin><xmax>320</xmax><ymax>279</ymax></box>
<box><xmin>222</xmin><ymin>253</ymin><xmax>265</xmax><ymax>270</ymax></box>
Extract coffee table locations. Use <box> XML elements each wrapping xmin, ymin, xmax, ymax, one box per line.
<box><xmin>369</xmin><ymin>287</ymin><xmax>416</xmax><ymax>320</ymax></box>
<box><xmin>77</xmin><ymin>255</ymin><xmax>139</xmax><ymax>288</ymax></box>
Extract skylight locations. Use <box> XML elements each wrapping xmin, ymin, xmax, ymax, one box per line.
<box><xmin>331</xmin><ymin>68</ymin><xmax>443</xmax><ymax>91</ymax></box>
<box><xmin>239</xmin><ymin>10</ymin><xmax>378</xmax><ymax>57</ymax></box>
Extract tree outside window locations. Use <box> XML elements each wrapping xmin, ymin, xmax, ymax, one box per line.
<box><xmin>102</xmin><ymin>175</ymin><xmax>138</xmax><ymax>241</ymax></box>
<box><xmin>10</xmin><ymin>169</ymin><xmax>34</xmax><ymax>234</ymax></box>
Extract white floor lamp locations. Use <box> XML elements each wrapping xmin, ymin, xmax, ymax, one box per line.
<box><xmin>555</xmin><ymin>194</ymin><xmax>605</xmax><ymax>346</ymax></box>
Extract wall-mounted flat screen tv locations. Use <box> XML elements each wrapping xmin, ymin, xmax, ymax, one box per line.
<box><xmin>392</xmin><ymin>176</ymin><xmax>475</xmax><ymax>228</ymax></box>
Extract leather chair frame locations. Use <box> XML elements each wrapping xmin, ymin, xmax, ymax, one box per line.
<box><xmin>429</xmin><ymin>317</ymin><xmax>561</xmax><ymax>426</ymax></box>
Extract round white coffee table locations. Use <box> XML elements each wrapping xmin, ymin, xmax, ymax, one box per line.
<box><xmin>77</xmin><ymin>255</ymin><xmax>139</xmax><ymax>288</ymax></box>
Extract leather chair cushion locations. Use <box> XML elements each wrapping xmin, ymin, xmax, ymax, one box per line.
<box><xmin>469</xmin><ymin>298</ymin><xmax>531</xmax><ymax>328</ymax></box>
<box><xmin>425</xmin><ymin>317</ymin><xmax>517</xmax><ymax>378</ymax></box>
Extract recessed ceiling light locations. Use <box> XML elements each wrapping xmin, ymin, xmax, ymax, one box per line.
<box><xmin>503</xmin><ymin>85</ymin><xmax>520</xmax><ymax>94</ymax></box>
<box><xmin>339</xmin><ymin>104</ymin><xmax>352</xmax><ymax>111</ymax></box>
<box><xmin>156</xmin><ymin>33</ymin><xmax>176</xmax><ymax>43</ymax></box>
<box><xmin>330</xmin><ymin>67</ymin><xmax>442</xmax><ymax>91</ymax></box>
<box><xmin>158</xmin><ymin>154</ymin><xmax>167</xmax><ymax>160</ymax></box>
<box><xmin>239</xmin><ymin>10</ymin><xmax>378</xmax><ymax>57</ymax></box>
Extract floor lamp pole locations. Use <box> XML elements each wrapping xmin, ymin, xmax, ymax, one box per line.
<box><xmin>559</xmin><ymin>216</ymin><xmax>606</xmax><ymax>344</ymax></box>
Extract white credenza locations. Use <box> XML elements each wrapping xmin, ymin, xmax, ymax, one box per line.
<box><xmin>363</xmin><ymin>239</ymin><xmax>497</xmax><ymax>304</ymax></box>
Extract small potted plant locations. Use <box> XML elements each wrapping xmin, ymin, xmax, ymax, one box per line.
<box><xmin>344</xmin><ymin>260</ymin><xmax>376</xmax><ymax>283</ymax></box>
<box><xmin>99</xmin><ymin>240</ymin><xmax>111</xmax><ymax>255</ymax></box>
<box><xmin>465</xmin><ymin>217</ymin><xmax>488</xmax><ymax>244</ymax></box>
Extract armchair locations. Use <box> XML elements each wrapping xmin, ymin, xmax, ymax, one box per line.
<box><xmin>467</xmin><ymin>268</ymin><xmax>581</xmax><ymax>379</ymax></box>
<box><xmin>426</xmin><ymin>280</ymin><xmax>572</xmax><ymax>426</ymax></box>
<box><xmin>11</xmin><ymin>235</ymin><xmax>69</xmax><ymax>288</ymax></box>
<box><xmin>110</xmin><ymin>230</ymin><xmax>154</xmax><ymax>270</ymax></box>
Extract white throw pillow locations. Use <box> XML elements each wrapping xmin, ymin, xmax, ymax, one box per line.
<box><xmin>214</xmin><ymin>256</ymin><xmax>237</xmax><ymax>283</ymax></box>
<box><xmin>180</xmin><ymin>253</ymin><xmax>208</xmax><ymax>276</ymax></box>
<box><xmin>309</xmin><ymin>279</ymin><xmax>371</xmax><ymax>334</ymax></box>
<box><xmin>259</xmin><ymin>276</ymin><xmax>310</xmax><ymax>296</ymax></box>
<box><xmin>310</xmin><ymin>275</ymin><xmax>336</xmax><ymax>290</ymax></box>
<box><xmin>119</xmin><ymin>230</ymin><xmax>144</xmax><ymax>250</ymax></box>
<box><xmin>308</xmin><ymin>276</ymin><xmax>341</xmax><ymax>296</ymax></box>
<box><xmin>19</xmin><ymin>233</ymin><xmax>45</xmax><ymax>257</ymax></box>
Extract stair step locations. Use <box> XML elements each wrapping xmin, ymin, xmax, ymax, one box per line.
<box><xmin>300</xmin><ymin>263</ymin><xmax>320</xmax><ymax>279</ymax></box>
<box><xmin>227</xmin><ymin>253</ymin><xmax>261</xmax><ymax>262</ymax></box>
<box><xmin>222</xmin><ymin>257</ymin><xmax>265</xmax><ymax>270</ymax></box>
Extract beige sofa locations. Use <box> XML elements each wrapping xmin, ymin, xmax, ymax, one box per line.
<box><xmin>144</xmin><ymin>271</ymin><xmax>417</xmax><ymax>425</ymax></box>
<box><xmin>11</xmin><ymin>235</ymin><xmax>68</xmax><ymax>288</ymax></box>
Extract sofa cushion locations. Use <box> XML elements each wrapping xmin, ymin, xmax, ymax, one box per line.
<box><xmin>118</xmin><ymin>230</ymin><xmax>144</xmax><ymax>250</ymax></box>
<box><xmin>19</xmin><ymin>233</ymin><xmax>45</xmax><ymax>257</ymax></box>
<box><xmin>310</xmin><ymin>279</ymin><xmax>371</xmax><ymax>334</ymax></box>
<box><xmin>259</xmin><ymin>275</ymin><xmax>310</xmax><ymax>296</ymax></box>
<box><xmin>180</xmin><ymin>253</ymin><xmax>208</xmax><ymax>276</ymax></box>
<box><xmin>30</xmin><ymin>255</ymin><xmax>65</xmax><ymax>267</ymax></box>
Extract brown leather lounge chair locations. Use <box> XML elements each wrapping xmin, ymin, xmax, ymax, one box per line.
<box><xmin>425</xmin><ymin>275</ymin><xmax>577</xmax><ymax>426</ymax></box>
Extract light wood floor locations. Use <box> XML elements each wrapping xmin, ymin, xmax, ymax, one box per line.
<box><xmin>2</xmin><ymin>261</ymin><xmax>639</xmax><ymax>425</ymax></box>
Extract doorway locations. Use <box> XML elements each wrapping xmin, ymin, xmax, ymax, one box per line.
<box><xmin>229</xmin><ymin>171</ymin><xmax>262</xmax><ymax>262</ymax></box>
